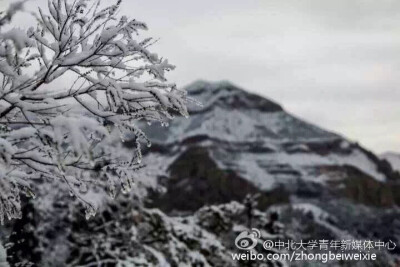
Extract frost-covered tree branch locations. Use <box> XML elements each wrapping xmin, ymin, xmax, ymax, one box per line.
<box><xmin>0</xmin><ymin>1</ymin><xmax>27</xmax><ymax>28</ymax></box>
<box><xmin>0</xmin><ymin>0</ymin><xmax>189</xmax><ymax>223</ymax></box>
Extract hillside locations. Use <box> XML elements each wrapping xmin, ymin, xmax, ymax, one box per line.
<box><xmin>1</xmin><ymin>80</ymin><xmax>399</xmax><ymax>266</ymax></box>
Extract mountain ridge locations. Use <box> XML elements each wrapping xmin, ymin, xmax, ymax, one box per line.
<box><xmin>141</xmin><ymin>80</ymin><xmax>400</xmax><ymax>212</ymax></box>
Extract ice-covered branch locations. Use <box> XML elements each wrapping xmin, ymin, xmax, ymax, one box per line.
<box><xmin>0</xmin><ymin>0</ymin><xmax>188</xmax><ymax>223</ymax></box>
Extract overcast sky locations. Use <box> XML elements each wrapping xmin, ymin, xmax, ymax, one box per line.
<box><xmin>2</xmin><ymin>0</ymin><xmax>400</xmax><ymax>154</ymax></box>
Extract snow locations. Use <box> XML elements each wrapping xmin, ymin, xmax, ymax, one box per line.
<box><xmin>214</xmin><ymin>151</ymin><xmax>276</xmax><ymax>190</ymax></box>
<box><xmin>137</xmin><ymin>208</ymin><xmax>233</xmax><ymax>266</ymax></box>
<box><xmin>0</xmin><ymin>0</ymin><xmax>190</xmax><ymax>222</ymax></box>
<box><xmin>285</xmin><ymin>203</ymin><xmax>354</xmax><ymax>240</ymax></box>
<box><xmin>0</xmin><ymin>2</ymin><xmax>396</xmax><ymax>266</ymax></box>
<box><xmin>145</xmin><ymin>108</ymin><xmax>338</xmax><ymax>146</ymax></box>
<box><xmin>141</xmin><ymin>81</ymin><xmax>388</xmax><ymax>193</ymax></box>
<box><xmin>292</xmin><ymin>203</ymin><xmax>331</xmax><ymax>221</ymax></box>
<box><xmin>331</xmin><ymin>149</ymin><xmax>386</xmax><ymax>181</ymax></box>
<box><xmin>143</xmin><ymin>245</ymin><xmax>170</xmax><ymax>267</ymax></box>
<box><xmin>0</xmin><ymin>28</ymin><xmax>33</xmax><ymax>50</ymax></box>
<box><xmin>207</xmin><ymin>145</ymin><xmax>386</xmax><ymax>192</ymax></box>
<box><xmin>0</xmin><ymin>243</ymin><xmax>9</xmax><ymax>267</ymax></box>
<box><xmin>5</xmin><ymin>127</ymin><xmax>37</xmax><ymax>140</ymax></box>
<box><xmin>0</xmin><ymin>138</ymin><xmax>15</xmax><ymax>165</ymax></box>
<box><xmin>142</xmin><ymin>80</ymin><xmax>338</xmax><ymax>146</ymax></box>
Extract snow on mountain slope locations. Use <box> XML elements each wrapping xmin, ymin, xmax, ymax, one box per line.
<box><xmin>141</xmin><ymin>80</ymin><xmax>391</xmax><ymax>196</ymax></box>
<box><xmin>145</xmin><ymin>80</ymin><xmax>339</xmax><ymax>145</ymax></box>
<box><xmin>381</xmin><ymin>152</ymin><xmax>400</xmax><ymax>172</ymax></box>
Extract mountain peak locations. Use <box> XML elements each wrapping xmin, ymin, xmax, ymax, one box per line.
<box><xmin>184</xmin><ymin>80</ymin><xmax>283</xmax><ymax>113</ymax></box>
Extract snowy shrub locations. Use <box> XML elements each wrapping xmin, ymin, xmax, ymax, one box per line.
<box><xmin>0</xmin><ymin>0</ymin><xmax>189</xmax><ymax>223</ymax></box>
<box><xmin>62</xmin><ymin>201</ymin><xmax>287</xmax><ymax>266</ymax></box>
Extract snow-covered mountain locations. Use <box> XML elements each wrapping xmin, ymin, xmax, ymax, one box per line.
<box><xmin>136</xmin><ymin>81</ymin><xmax>400</xmax><ymax>265</ymax></box>
<box><xmin>141</xmin><ymin>81</ymin><xmax>400</xmax><ymax>263</ymax></box>
<box><xmin>142</xmin><ymin>81</ymin><xmax>399</xmax><ymax>210</ymax></box>
<box><xmin>2</xmin><ymin>80</ymin><xmax>400</xmax><ymax>266</ymax></box>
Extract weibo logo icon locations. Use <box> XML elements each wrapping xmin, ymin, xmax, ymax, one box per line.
<box><xmin>234</xmin><ymin>228</ymin><xmax>261</xmax><ymax>250</ymax></box>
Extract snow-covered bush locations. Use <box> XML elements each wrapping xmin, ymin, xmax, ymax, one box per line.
<box><xmin>0</xmin><ymin>0</ymin><xmax>189</xmax><ymax>223</ymax></box>
<box><xmin>61</xmin><ymin>200</ymin><xmax>287</xmax><ymax>266</ymax></box>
